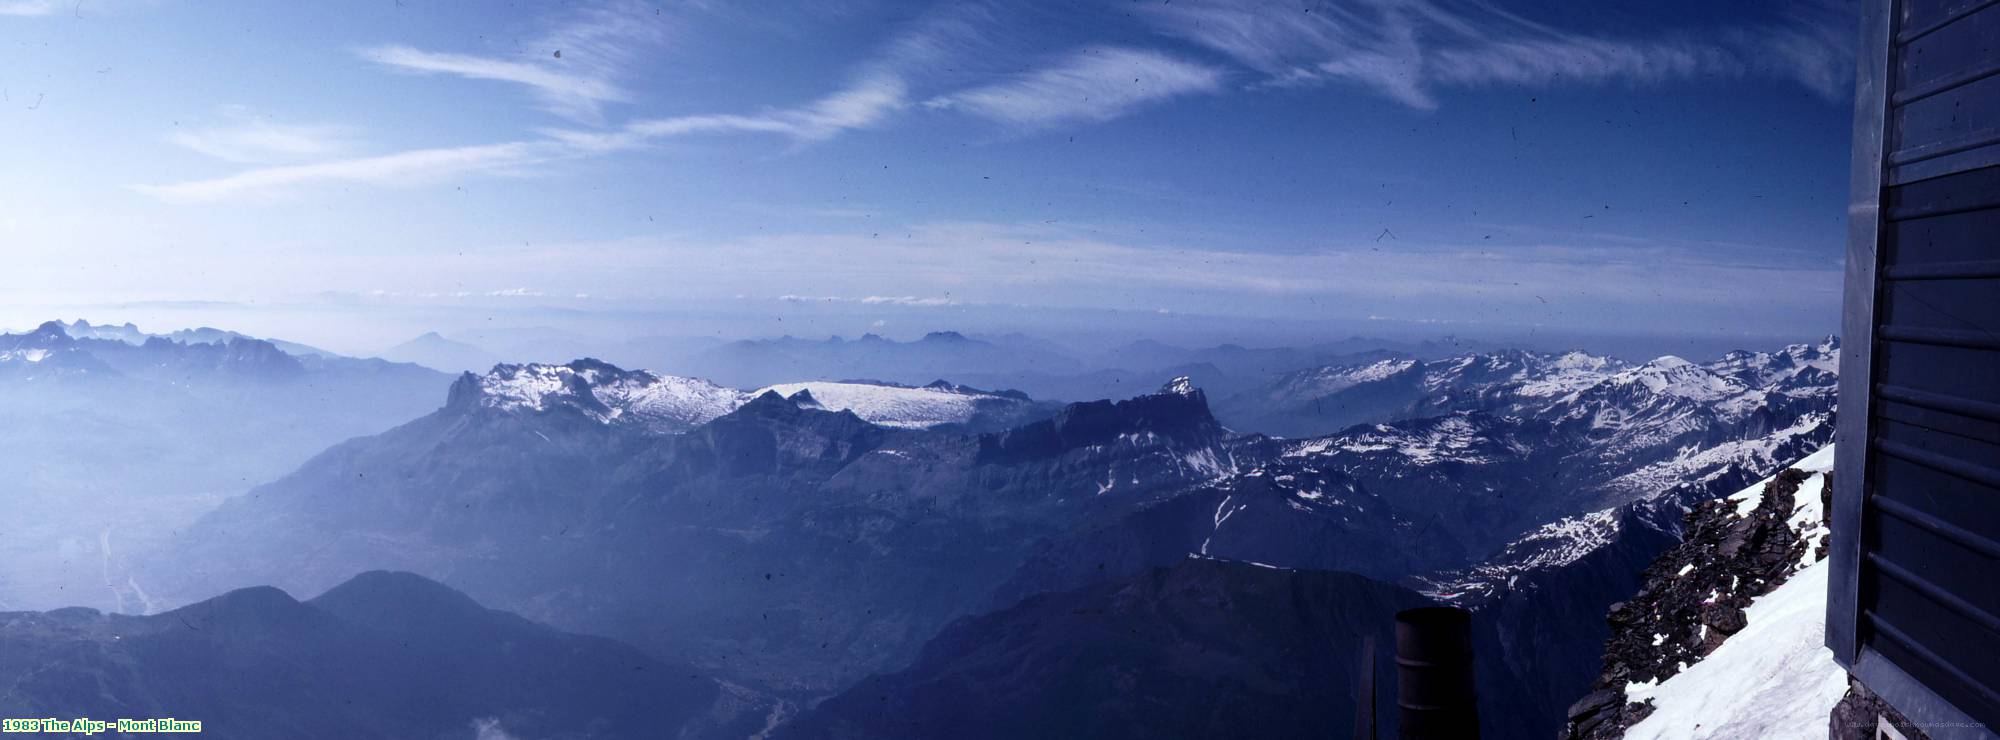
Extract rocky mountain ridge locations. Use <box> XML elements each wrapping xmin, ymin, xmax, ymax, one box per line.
<box><xmin>1563</xmin><ymin>446</ymin><xmax>1840</xmax><ymax>739</ymax></box>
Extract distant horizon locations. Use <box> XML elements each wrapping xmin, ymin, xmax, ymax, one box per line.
<box><xmin>5</xmin><ymin>306</ymin><xmax>1837</xmax><ymax>370</ymax></box>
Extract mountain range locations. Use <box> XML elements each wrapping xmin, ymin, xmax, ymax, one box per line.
<box><xmin>133</xmin><ymin>335</ymin><xmax>1836</xmax><ymax>737</ymax></box>
<box><xmin>4</xmin><ymin>316</ymin><xmax>1849</xmax><ymax>738</ymax></box>
<box><xmin>0</xmin><ymin>321</ymin><xmax>452</xmax><ymax>613</ymax></box>
<box><xmin>378</xmin><ymin>328</ymin><xmax>1522</xmax><ymax>405</ymax></box>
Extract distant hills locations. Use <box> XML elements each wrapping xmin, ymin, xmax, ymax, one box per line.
<box><xmin>377</xmin><ymin>326</ymin><xmax>1518</xmax><ymax>405</ymax></box>
<box><xmin>380</xmin><ymin>330</ymin><xmax>503</xmax><ymax>374</ymax></box>
<box><xmin>0</xmin><ymin>570</ymin><xmax>766</xmax><ymax>739</ymax></box>
<box><xmin>55</xmin><ymin>318</ymin><xmax>340</xmax><ymax>358</ymax></box>
<box><xmin>0</xmin><ymin>321</ymin><xmax>452</xmax><ymax>613</ymax></box>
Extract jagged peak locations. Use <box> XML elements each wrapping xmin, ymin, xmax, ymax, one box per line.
<box><xmin>979</xmin><ymin>380</ymin><xmax>1220</xmax><ymax>463</ymax></box>
<box><xmin>712</xmin><ymin>387</ymin><xmax>879</xmax><ymax>435</ymax></box>
<box><xmin>31</xmin><ymin>320</ymin><xmax>68</xmax><ymax>338</ymax></box>
<box><xmin>786</xmin><ymin>388</ymin><xmax>824</xmax><ymax>408</ymax></box>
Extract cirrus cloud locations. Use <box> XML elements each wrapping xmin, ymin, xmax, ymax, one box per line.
<box><xmin>927</xmin><ymin>46</ymin><xmax>1225</xmax><ymax>126</ymax></box>
<box><xmin>1142</xmin><ymin>0</ymin><xmax>1854</xmax><ymax>109</ymax></box>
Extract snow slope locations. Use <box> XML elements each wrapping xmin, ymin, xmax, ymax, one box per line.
<box><xmin>1623</xmin><ymin>558</ymin><xmax>1847</xmax><ymax>740</ymax></box>
<box><xmin>1559</xmin><ymin>444</ymin><xmax>1845</xmax><ymax>739</ymax></box>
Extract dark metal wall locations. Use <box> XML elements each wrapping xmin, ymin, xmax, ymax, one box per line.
<box><xmin>1832</xmin><ymin>0</ymin><xmax>2000</xmax><ymax>737</ymax></box>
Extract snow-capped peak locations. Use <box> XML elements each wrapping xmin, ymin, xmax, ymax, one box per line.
<box><xmin>1</xmin><ymin>322</ymin><xmax>76</xmax><ymax>364</ymax></box>
<box><xmin>1610</xmin><ymin>356</ymin><xmax>1742</xmax><ymax>402</ymax></box>
<box><xmin>1552</xmin><ymin>351</ymin><xmax>1620</xmax><ymax>372</ymax></box>
<box><xmin>1160</xmin><ymin>376</ymin><xmax>1197</xmax><ymax>396</ymax></box>
<box><xmin>460</xmin><ymin>360</ymin><xmax>747</xmax><ymax>434</ymax></box>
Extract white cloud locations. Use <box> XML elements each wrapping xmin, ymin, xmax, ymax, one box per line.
<box><xmin>471</xmin><ymin>718</ymin><xmax>519</xmax><ymax>740</ymax></box>
<box><xmin>144</xmin><ymin>4</ymin><xmax>1224</xmax><ymax>202</ymax></box>
<box><xmin>143</xmin><ymin>1</ymin><xmax>1849</xmax><ymax>203</ymax></box>
<box><xmin>863</xmin><ymin>295</ymin><xmax>955</xmax><ymax>306</ymax></box>
<box><xmin>358</xmin><ymin>0</ymin><xmax>671</xmax><ymax>122</ymax></box>
<box><xmin>1143</xmin><ymin>0</ymin><xmax>1854</xmax><ymax>108</ymax></box>
<box><xmin>166</xmin><ymin>114</ymin><xmax>354</xmax><ymax>164</ymax></box>
<box><xmin>136</xmin><ymin>73</ymin><xmax>908</xmax><ymax>202</ymax></box>
<box><xmin>361</xmin><ymin>46</ymin><xmax>630</xmax><ymax>122</ymax></box>
<box><xmin>778</xmin><ymin>294</ymin><xmax>957</xmax><ymax>307</ymax></box>
<box><xmin>131</xmin><ymin>141</ymin><xmax>556</xmax><ymax>202</ymax></box>
<box><xmin>0</xmin><ymin>0</ymin><xmax>55</xmax><ymax>16</ymax></box>
<box><xmin>486</xmin><ymin>287</ymin><xmax>547</xmax><ymax>298</ymax></box>
<box><xmin>929</xmin><ymin>47</ymin><xmax>1224</xmax><ymax>126</ymax></box>
<box><xmin>581</xmin><ymin>73</ymin><xmax>910</xmax><ymax>145</ymax></box>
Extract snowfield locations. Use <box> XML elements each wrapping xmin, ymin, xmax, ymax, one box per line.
<box><xmin>1622</xmin><ymin>558</ymin><xmax>1847</xmax><ymax>740</ymax></box>
<box><xmin>758</xmin><ymin>381</ymin><xmax>995</xmax><ymax>429</ymax></box>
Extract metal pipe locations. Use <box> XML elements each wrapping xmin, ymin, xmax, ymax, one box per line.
<box><xmin>1395</xmin><ymin>606</ymin><xmax>1479</xmax><ymax>739</ymax></box>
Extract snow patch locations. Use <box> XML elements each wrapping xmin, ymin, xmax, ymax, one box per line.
<box><xmin>476</xmin><ymin>362</ymin><xmax>747</xmax><ymax>433</ymax></box>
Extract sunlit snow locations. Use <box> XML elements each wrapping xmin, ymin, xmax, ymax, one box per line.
<box><xmin>1623</xmin><ymin>559</ymin><xmax>1846</xmax><ymax>740</ymax></box>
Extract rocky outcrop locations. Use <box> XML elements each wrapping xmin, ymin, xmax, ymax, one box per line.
<box><xmin>976</xmin><ymin>376</ymin><xmax>1223</xmax><ymax>464</ymax></box>
<box><xmin>1562</xmin><ymin>457</ymin><xmax>1831</xmax><ymax>739</ymax></box>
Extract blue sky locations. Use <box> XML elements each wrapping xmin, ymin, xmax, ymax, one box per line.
<box><xmin>0</xmin><ymin>0</ymin><xmax>1856</xmax><ymax>353</ymax></box>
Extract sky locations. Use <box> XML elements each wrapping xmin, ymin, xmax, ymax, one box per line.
<box><xmin>0</xmin><ymin>0</ymin><xmax>1858</xmax><ymax>355</ymax></box>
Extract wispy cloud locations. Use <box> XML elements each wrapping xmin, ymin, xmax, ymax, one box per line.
<box><xmin>471</xmin><ymin>718</ymin><xmax>519</xmax><ymax>740</ymax></box>
<box><xmin>581</xmin><ymin>73</ymin><xmax>909</xmax><ymax>145</ymax></box>
<box><xmin>928</xmin><ymin>47</ymin><xmax>1224</xmax><ymax>126</ymax></box>
<box><xmin>359</xmin><ymin>0</ymin><xmax>670</xmax><ymax>122</ymax></box>
<box><xmin>0</xmin><ymin>0</ymin><xmax>55</xmax><ymax>16</ymax></box>
<box><xmin>133</xmin><ymin>73</ymin><xmax>908</xmax><ymax>203</ymax></box>
<box><xmin>146</xmin><ymin>2</ymin><xmax>1242</xmax><ymax>202</ymax></box>
<box><xmin>165</xmin><ymin>109</ymin><xmax>354</xmax><ymax>164</ymax></box>
<box><xmin>360</xmin><ymin>46</ymin><xmax>631</xmax><ymax>122</ymax></box>
<box><xmin>139</xmin><ymin>0</ymin><xmax>921</xmax><ymax>202</ymax></box>
<box><xmin>780</xmin><ymin>294</ymin><xmax>959</xmax><ymax>307</ymax></box>
<box><xmin>132</xmin><ymin>141</ymin><xmax>555</xmax><ymax>202</ymax></box>
<box><xmin>151</xmin><ymin>0</ymin><xmax>1846</xmax><ymax>203</ymax></box>
<box><xmin>1143</xmin><ymin>0</ymin><xmax>1854</xmax><ymax>108</ymax></box>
